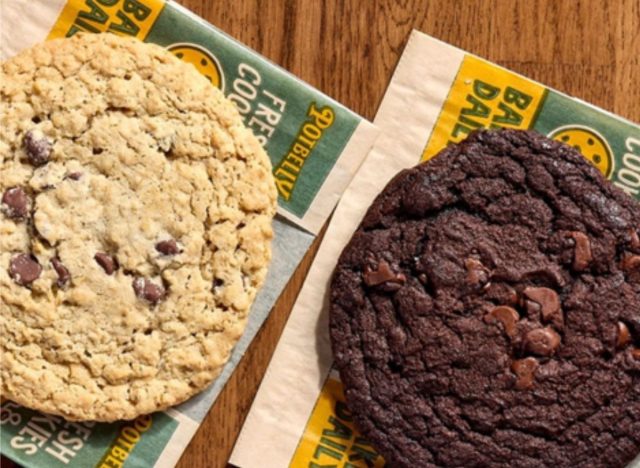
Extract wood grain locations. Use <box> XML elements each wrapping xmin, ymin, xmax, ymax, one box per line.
<box><xmin>174</xmin><ymin>1</ymin><xmax>640</xmax><ymax>467</ymax></box>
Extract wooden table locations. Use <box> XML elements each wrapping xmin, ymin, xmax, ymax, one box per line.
<box><xmin>175</xmin><ymin>1</ymin><xmax>640</xmax><ymax>467</ymax></box>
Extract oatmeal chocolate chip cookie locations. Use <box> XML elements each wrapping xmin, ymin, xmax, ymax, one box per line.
<box><xmin>330</xmin><ymin>130</ymin><xmax>640</xmax><ymax>468</ymax></box>
<box><xmin>0</xmin><ymin>33</ymin><xmax>277</xmax><ymax>421</ymax></box>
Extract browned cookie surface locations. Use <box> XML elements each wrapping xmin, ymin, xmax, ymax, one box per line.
<box><xmin>1</xmin><ymin>33</ymin><xmax>277</xmax><ymax>421</ymax></box>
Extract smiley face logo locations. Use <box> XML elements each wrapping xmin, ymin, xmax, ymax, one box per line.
<box><xmin>549</xmin><ymin>126</ymin><xmax>614</xmax><ymax>178</ymax></box>
<box><xmin>167</xmin><ymin>43</ymin><xmax>225</xmax><ymax>91</ymax></box>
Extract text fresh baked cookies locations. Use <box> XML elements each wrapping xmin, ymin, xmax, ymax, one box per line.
<box><xmin>0</xmin><ymin>33</ymin><xmax>277</xmax><ymax>421</ymax></box>
<box><xmin>330</xmin><ymin>130</ymin><xmax>640</xmax><ymax>467</ymax></box>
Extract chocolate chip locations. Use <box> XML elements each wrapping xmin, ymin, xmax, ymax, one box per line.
<box><xmin>485</xmin><ymin>283</ymin><xmax>519</xmax><ymax>306</ymax></box>
<box><xmin>9</xmin><ymin>254</ymin><xmax>42</xmax><ymax>286</ymax></box>
<box><xmin>484</xmin><ymin>306</ymin><xmax>519</xmax><ymax>337</ymax></box>
<box><xmin>568</xmin><ymin>231</ymin><xmax>592</xmax><ymax>271</ymax></box>
<box><xmin>50</xmin><ymin>257</ymin><xmax>70</xmax><ymax>287</ymax></box>
<box><xmin>465</xmin><ymin>258</ymin><xmax>489</xmax><ymax>285</ymax></box>
<box><xmin>155</xmin><ymin>239</ymin><xmax>180</xmax><ymax>255</ymax></box>
<box><xmin>94</xmin><ymin>252</ymin><xmax>117</xmax><ymax>275</ymax></box>
<box><xmin>363</xmin><ymin>261</ymin><xmax>406</xmax><ymax>288</ymax></box>
<box><xmin>523</xmin><ymin>287</ymin><xmax>563</xmax><ymax>329</ymax></box>
<box><xmin>617</xmin><ymin>322</ymin><xmax>631</xmax><ymax>349</ymax></box>
<box><xmin>418</xmin><ymin>273</ymin><xmax>428</xmax><ymax>285</ymax></box>
<box><xmin>630</xmin><ymin>229</ymin><xmax>640</xmax><ymax>251</ymax></box>
<box><xmin>133</xmin><ymin>277</ymin><xmax>165</xmax><ymax>305</ymax></box>
<box><xmin>525</xmin><ymin>327</ymin><xmax>561</xmax><ymax>357</ymax></box>
<box><xmin>23</xmin><ymin>130</ymin><xmax>51</xmax><ymax>166</ymax></box>
<box><xmin>522</xmin><ymin>267</ymin><xmax>567</xmax><ymax>288</ymax></box>
<box><xmin>511</xmin><ymin>357</ymin><xmax>539</xmax><ymax>390</ymax></box>
<box><xmin>1</xmin><ymin>187</ymin><xmax>29</xmax><ymax>219</ymax></box>
<box><xmin>66</xmin><ymin>172</ymin><xmax>83</xmax><ymax>181</ymax></box>
<box><xmin>621</xmin><ymin>254</ymin><xmax>640</xmax><ymax>272</ymax></box>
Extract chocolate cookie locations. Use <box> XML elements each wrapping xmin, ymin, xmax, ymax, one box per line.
<box><xmin>330</xmin><ymin>129</ymin><xmax>640</xmax><ymax>467</ymax></box>
<box><xmin>0</xmin><ymin>33</ymin><xmax>277</xmax><ymax>421</ymax></box>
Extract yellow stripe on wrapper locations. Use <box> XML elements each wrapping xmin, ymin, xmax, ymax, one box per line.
<box><xmin>290</xmin><ymin>377</ymin><xmax>385</xmax><ymax>468</ymax></box>
<box><xmin>47</xmin><ymin>0</ymin><xmax>164</xmax><ymax>41</ymax></box>
<box><xmin>421</xmin><ymin>55</ymin><xmax>547</xmax><ymax>162</ymax></box>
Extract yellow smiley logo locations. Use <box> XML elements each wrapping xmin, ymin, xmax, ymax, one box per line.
<box><xmin>167</xmin><ymin>43</ymin><xmax>225</xmax><ymax>91</ymax></box>
<box><xmin>549</xmin><ymin>126</ymin><xmax>614</xmax><ymax>178</ymax></box>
